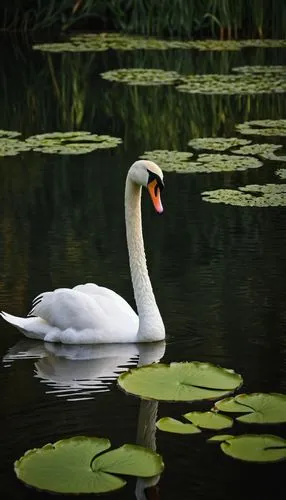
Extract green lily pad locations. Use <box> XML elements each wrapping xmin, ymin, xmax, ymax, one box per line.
<box><xmin>232</xmin><ymin>143</ymin><xmax>284</xmax><ymax>160</ymax></box>
<box><xmin>25</xmin><ymin>131</ymin><xmax>122</xmax><ymax>154</ymax></box>
<box><xmin>215</xmin><ymin>393</ymin><xmax>286</xmax><ymax>424</ymax></box>
<box><xmin>276</xmin><ymin>168</ymin><xmax>286</xmax><ymax>179</ymax></box>
<box><xmin>188</xmin><ymin>137</ymin><xmax>251</xmax><ymax>152</ymax></box>
<box><xmin>202</xmin><ymin>184</ymin><xmax>286</xmax><ymax>207</ymax></box>
<box><xmin>184</xmin><ymin>411</ymin><xmax>233</xmax><ymax>430</ymax></box>
<box><xmin>236</xmin><ymin>119</ymin><xmax>286</xmax><ymax>137</ymax></box>
<box><xmin>207</xmin><ymin>434</ymin><xmax>234</xmax><ymax>442</ymax></box>
<box><xmin>100</xmin><ymin>68</ymin><xmax>180</xmax><ymax>86</ymax></box>
<box><xmin>176</xmin><ymin>74</ymin><xmax>286</xmax><ymax>95</ymax></box>
<box><xmin>232</xmin><ymin>65</ymin><xmax>286</xmax><ymax>74</ymax></box>
<box><xmin>240</xmin><ymin>39</ymin><xmax>286</xmax><ymax>48</ymax></box>
<box><xmin>140</xmin><ymin>150</ymin><xmax>262</xmax><ymax>173</ymax></box>
<box><xmin>219</xmin><ymin>434</ymin><xmax>286</xmax><ymax>463</ymax></box>
<box><xmin>156</xmin><ymin>417</ymin><xmax>201</xmax><ymax>434</ymax></box>
<box><xmin>117</xmin><ymin>362</ymin><xmax>242</xmax><ymax>402</ymax></box>
<box><xmin>0</xmin><ymin>138</ymin><xmax>31</xmax><ymax>157</ymax></box>
<box><xmin>0</xmin><ymin>129</ymin><xmax>21</xmax><ymax>138</ymax></box>
<box><xmin>15</xmin><ymin>436</ymin><xmax>163</xmax><ymax>494</ymax></box>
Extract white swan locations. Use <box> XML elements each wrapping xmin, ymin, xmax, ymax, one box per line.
<box><xmin>1</xmin><ymin>160</ymin><xmax>165</xmax><ymax>344</ymax></box>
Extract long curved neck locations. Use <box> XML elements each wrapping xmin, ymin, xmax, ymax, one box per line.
<box><xmin>125</xmin><ymin>175</ymin><xmax>165</xmax><ymax>342</ymax></box>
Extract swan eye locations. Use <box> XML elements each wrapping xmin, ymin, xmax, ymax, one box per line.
<box><xmin>147</xmin><ymin>170</ymin><xmax>164</xmax><ymax>192</ymax></box>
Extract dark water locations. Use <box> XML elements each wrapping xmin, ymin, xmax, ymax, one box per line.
<box><xmin>0</xmin><ymin>35</ymin><xmax>286</xmax><ymax>499</ymax></box>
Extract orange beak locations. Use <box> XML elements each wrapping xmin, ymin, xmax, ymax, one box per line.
<box><xmin>147</xmin><ymin>179</ymin><xmax>163</xmax><ymax>214</ymax></box>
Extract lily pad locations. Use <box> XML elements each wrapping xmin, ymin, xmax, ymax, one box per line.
<box><xmin>15</xmin><ymin>436</ymin><xmax>163</xmax><ymax>494</ymax></box>
<box><xmin>232</xmin><ymin>143</ymin><xmax>284</xmax><ymax>160</ymax></box>
<box><xmin>207</xmin><ymin>434</ymin><xmax>234</xmax><ymax>442</ymax></box>
<box><xmin>202</xmin><ymin>184</ymin><xmax>286</xmax><ymax>207</ymax></box>
<box><xmin>117</xmin><ymin>362</ymin><xmax>242</xmax><ymax>402</ymax></box>
<box><xmin>0</xmin><ymin>138</ymin><xmax>31</xmax><ymax>157</ymax></box>
<box><xmin>100</xmin><ymin>69</ymin><xmax>180</xmax><ymax>86</ymax></box>
<box><xmin>276</xmin><ymin>168</ymin><xmax>286</xmax><ymax>179</ymax></box>
<box><xmin>184</xmin><ymin>411</ymin><xmax>233</xmax><ymax>430</ymax></box>
<box><xmin>219</xmin><ymin>434</ymin><xmax>286</xmax><ymax>463</ymax></box>
<box><xmin>236</xmin><ymin>119</ymin><xmax>286</xmax><ymax>137</ymax></box>
<box><xmin>0</xmin><ymin>130</ymin><xmax>21</xmax><ymax>138</ymax></box>
<box><xmin>215</xmin><ymin>393</ymin><xmax>286</xmax><ymax>424</ymax></box>
<box><xmin>176</xmin><ymin>74</ymin><xmax>286</xmax><ymax>95</ymax></box>
<box><xmin>140</xmin><ymin>150</ymin><xmax>262</xmax><ymax>173</ymax></box>
<box><xmin>25</xmin><ymin>131</ymin><xmax>122</xmax><ymax>154</ymax></box>
<box><xmin>156</xmin><ymin>417</ymin><xmax>201</xmax><ymax>434</ymax></box>
<box><xmin>188</xmin><ymin>137</ymin><xmax>251</xmax><ymax>152</ymax></box>
<box><xmin>232</xmin><ymin>65</ymin><xmax>286</xmax><ymax>74</ymax></box>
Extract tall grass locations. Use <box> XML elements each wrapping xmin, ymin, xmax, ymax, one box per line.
<box><xmin>0</xmin><ymin>0</ymin><xmax>285</xmax><ymax>38</ymax></box>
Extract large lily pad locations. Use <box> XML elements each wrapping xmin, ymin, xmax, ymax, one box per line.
<box><xmin>117</xmin><ymin>362</ymin><xmax>242</xmax><ymax>402</ymax></box>
<box><xmin>236</xmin><ymin>119</ymin><xmax>286</xmax><ymax>137</ymax></box>
<box><xmin>214</xmin><ymin>393</ymin><xmax>286</xmax><ymax>424</ymax></box>
<box><xmin>202</xmin><ymin>184</ymin><xmax>286</xmax><ymax>207</ymax></box>
<box><xmin>156</xmin><ymin>417</ymin><xmax>201</xmax><ymax>434</ymax></box>
<box><xmin>15</xmin><ymin>436</ymin><xmax>163</xmax><ymax>494</ymax></box>
<box><xmin>100</xmin><ymin>68</ymin><xmax>180</xmax><ymax>86</ymax></box>
<box><xmin>184</xmin><ymin>411</ymin><xmax>233</xmax><ymax>430</ymax></box>
<box><xmin>176</xmin><ymin>74</ymin><xmax>286</xmax><ymax>95</ymax></box>
<box><xmin>140</xmin><ymin>150</ymin><xmax>262</xmax><ymax>173</ymax></box>
<box><xmin>232</xmin><ymin>65</ymin><xmax>286</xmax><ymax>74</ymax></box>
<box><xmin>25</xmin><ymin>131</ymin><xmax>122</xmax><ymax>154</ymax></box>
<box><xmin>232</xmin><ymin>143</ymin><xmax>284</xmax><ymax>161</ymax></box>
<box><xmin>217</xmin><ymin>434</ymin><xmax>286</xmax><ymax>463</ymax></box>
<box><xmin>188</xmin><ymin>137</ymin><xmax>251</xmax><ymax>152</ymax></box>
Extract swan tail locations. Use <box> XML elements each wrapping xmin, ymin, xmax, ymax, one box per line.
<box><xmin>0</xmin><ymin>311</ymin><xmax>50</xmax><ymax>340</ymax></box>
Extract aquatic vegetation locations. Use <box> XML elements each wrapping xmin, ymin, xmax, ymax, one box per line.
<box><xmin>0</xmin><ymin>130</ymin><xmax>31</xmax><ymax>157</ymax></box>
<box><xmin>232</xmin><ymin>65</ymin><xmax>286</xmax><ymax>74</ymax></box>
<box><xmin>209</xmin><ymin>434</ymin><xmax>286</xmax><ymax>463</ymax></box>
<box><xmin>176</xmin><ymin>74</ymin><xmax>286</xmax><ymax>95</ymax></box>
<box><xmin>157</xmin><ymin>411</ymin><xmax>232</xmax><ymax>434</ymax></box>
<box><xmin>214</xmin><ymin>393</ymin><xmax>286</xmax><ymax>424</ymax></box>
<box><xmin>188</xmin><ymin>137</ymin><xmax>251</xmax><ymax>151</ymax></box>
<box><xmin>15</xmin><ymin>436</ymin><xmax>163</xmax><ymax>494</ymax></box>
<box><xmin>100</xmin><ymin>68</ymin><xmax>180</xmax><ymax>86</ymax></box>
<box><xmin>25</xmin><ymin>131</ymin><xmax>122</xmax><ymax>154</ymax></box>
<box><xmin>202</xmin><ymin>184</ymin><xmax>286</xmax><ymax>207</ymax></box>
<box><xmin>232</xmin><ymin>143</ymin><xmax>286</xmax><ymax>161</ymax></box>
<box><xmin>156</xmin><ymin>417</ymin><xmax>201</xmax><ymax>434</ymax></box>
<box><xmin>276</xmin><ymin>168</ymin><xmax>286</xmax><ymax>179</ymax></box>
<box><xmin>140</xmin><ymin>150</ymin><xmax>195</xmax><ymax>172</ymax></box>
<box><xmin>117</xmin><ymin>361</ymin><xmax>242</xmax><ymax>402</ymax></box>
<box><xmin>236</xmin><ymin>119</ymin><xmax>286</xmax><ymax>136</ymax></box>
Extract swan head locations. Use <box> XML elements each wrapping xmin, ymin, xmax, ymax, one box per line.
<box><xmin>129</xmin><ymin>160</ymin><xmax>164</xmax><ymax>214</ymax></box>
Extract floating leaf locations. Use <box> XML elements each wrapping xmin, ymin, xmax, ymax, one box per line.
<box><xmin>156</xmin><ymin>417</ymin><xmax>201</xmax><ymax>434</ymax></box>
<box><xmin>15</xmin><ymin>436</ymin><xmax>163</xmax><ymax>494</ymax></box>
<box><xmin>100</xmin><ymin>68</ymin><xmax>180</xmax><ymax>86</ymax></box>
<box><xmin>25</xmin><ymin>131</ymin><xmax>122</xmax><ymax>155</ymax></box>
<box><xmin>219</xmin><ymin>434</ymin><xmax>286</xmax><ymax>463</ymax></box>
<box><xmin>184</xmin><ymin>411</ymin><xmax>233</xmax><ymax>430</ymax></box>
<box><xmin>232</xmin><ymin>143</ymin><xmax>284</xmax><ymax>160</ymax></box>
<box><xmin>0</xmin><ymin>130</ymin><xmax>21</xmax><ymax>138</ymax></box>
<box><xmin>215</xmin><ymin>393</ymin><xmax>286</xmax><ymax>424</ymax></box>
<box><xmin>176</xmin><ymin>74</ymin><xmax>286</xmax><ymax>95</ymax></box>
<box><xmin>0</xmin><ymin>138</ymin><xmax>31</xmax><ymax>157</ymax></box>
<box><xmin>276</xmin><ymin>168</ymin><xmax>286</xmax><ymax>179</ymax></box>
<box><xmin>118</xmin><ymin>362</ymin><xmax>242</xmax><ymax>402</ymax></box>
<box><xmin>202</xmin><ymin>184</ymin><xmax>286</xmax><ymax>207</ymax></box>
<box><xmin>140</xmin><ymin>150</ymin><xmax>194</xmax><ymax>172</ymax></box>
<box><xmin>207</xmin><ymin>434</ymin><xmax>234</xmax><ymax>442</ymax></box>
<box><xmin>232</xmin><ymin>65</ymin><xmax>286</xmax><ymax>74</ymax></box>
<box><xmin>188</xmin><ymin>137</ymin><xmax>251</xmax><ymax>152</ymax></box>
<box><xmin>236</xmin><ymin>119</ymin><xmax>286</xmax><ymax>137</ymax></box>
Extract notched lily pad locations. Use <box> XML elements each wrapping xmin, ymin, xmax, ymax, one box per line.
<box><xmin>176</xmin><ymin>74</ymin><xmax>286</xmax><ymax>95</ymax></box>
<box><xmin>184</xmin><ymin>411</ymin><xmax>233</xmax><ymax>430</ymax></box>
<box><xmin>156</xmin><ymin>417</ymin><xmax>201</xmax><ymax>434</ymax></box>
<box><xmin>218</xmin><ymin>434</ymin><xmax>286</xmax><ymax>463</ymax></box>
<box><xmin>15</xmin><ymin>436</ymin><xmax>163</xmax><ymax>494</ymax></box>
<box><xmin>25</xmin><ymin>131</ymin><xmax>122</xmax><ymax>154</ymax></box>
<box><xmin>117</xmin><ymin>361</ymin><xmax>242</xmax><ymax>402</ymax></box>
<box><xmin>236</xmin><ymin>119</ymin><xmax>286</xmax><ymax>137</ymax></box>
<box><xmin>215</xmin><ymin>393</ymin><xmax>286</xmax><ymax>424</ymax></box>
<box><xmin>202</xmin><ymin>184</ymin><xmax>286</xmax><ymax>207</ymax></box>
<box><xmin>188</xmin><ymin>137</ymin><xmax>251</xmax><ymax>152</ymax></box>
<box><xmin>100</xmin><ymin>68</ymin><xmax>180</xmax><ymax>86</ymax></box>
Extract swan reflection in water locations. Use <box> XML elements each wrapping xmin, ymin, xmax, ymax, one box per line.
<box><xmin>3</xmin><ymin>340</ymin><xmax>164</xmax><ymax>498</ymax></box>
<box><xmin>3</xmin><ymin>340</ymin><xmax>166</xmax><ymax>401</ymax></box>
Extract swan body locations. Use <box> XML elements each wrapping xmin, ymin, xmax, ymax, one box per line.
<box><xmin>1</xmin><ymin>160</ymin><xmax>165</xmax><ymax>344</ymax></box>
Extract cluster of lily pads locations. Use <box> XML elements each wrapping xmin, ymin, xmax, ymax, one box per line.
<box><xmin>0</xmin><ymin>130</ymin><xmax>122</xmax><ymax>156</ymax></box>
<box><xmin>15</xmin><ymin>360</ymin><xmax>286</xmax><ymax>495</ymax></box>
<box><xmin>99</xmin><ymin>68</ymin><xmax>286</xmax><ymax>94</ymax></box>
<box><xmin>32</xmin><ymin>33</ymin><xmax>286</xmax><ymax>53</ymax></box>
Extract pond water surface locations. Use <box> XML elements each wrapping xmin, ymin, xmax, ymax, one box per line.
<box><xmin>0</xmin><ymin>35</ymin><xmax>286</xmax><ymax>499</ymax></box>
